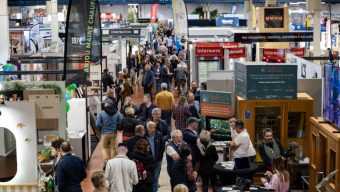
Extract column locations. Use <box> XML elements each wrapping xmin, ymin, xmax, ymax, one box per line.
<box><xmin>307</xmin><ymin>0</ymin><xmax>321</xmax><ymax>58</ymax></box>
<box><xmin>50</xmin><ymin>0</ymin><xmax>59</xmax><ymax>47</ymax></box>
<box><xmin>0</xmin><ymin>0</ymin><xmax>9</xmax><ymax>65</ymax></box>
<box><xmin>244</xmin><ymin>0</ymin><xmax>253</xmax><ymax>30</ymax></box>
<box><xmin>121</xmin><ymin>38</ymin><xmax>127</xmax><ymax>69</ymax></box>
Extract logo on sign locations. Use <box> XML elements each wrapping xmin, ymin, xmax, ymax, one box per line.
<box><xmin>222</xmin><ymin>19</ymin><xmax>234</xmax><ymax>25</ymax></box>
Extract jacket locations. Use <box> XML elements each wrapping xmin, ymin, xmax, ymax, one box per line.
<box><xmin>197</xmin><ymin>139</ymin><xmax>219</xmax><ymax>175</ymax></box>
<box><xmin>142</xmin><ymin>70</ymin><xmax>155</xmax><ymax>88</ymax></box>
<box><xmin>145</xmin><ymin>130</ymin><xmax>165</xmax><ymax>161</ymax></box>
<box><xmin>105</xmin><ymin>155</ymin><xmax>138</xmax><ymax>192</ymax></box>
<box><xmin>183</xmin><ymin>129</ymin><xmax>199</xmax><ymax>167</ymax></box>
<box><xmin>258</xmin><ymin>139</ymin><xmax>285</xmax><ymax>167</ymax></box>
<box><xmin>56</xmin><ymin>154</ymin><xmax>86</xmax><ymax>192</ymax></box>
<box><xmin>139</xmin><ymin>103</ymin><xmax>157</xmax><ymax>122</ymax></box>
<box><xmin>119</xmin><ymin>117</ymin><xmax>141</xmax><ymax>139</ymax></box>
<box><xmin>172</xmin><ymin>159</ymin><xmax>197</xmax><ymax>192</ymax></box>
<box><xmin>125</xmin><ymin>135</ymin><xmax>145</xmax><ymax>158</ymax></box>
<box><xmin>96</xmin><ymin>107</ymin><xmax>122</xmax><ymax>134</ymax></box>
<box><xmin>129</xmin><ymin>152</ymin><xmax>155</xmax><ymax>184</ymax></box>
<box><xmin>147</xmin><ymin>118</ymin><xmax>170</xmax><ymax>143</ymax></box>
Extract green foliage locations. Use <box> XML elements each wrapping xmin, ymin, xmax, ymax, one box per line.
<box><xmin>128</xmin><ymin>11</ymin><xmax>136</xmax><ymax>23</ymax></box>
<box><xmin>210</xmin><ymin>9</ymin><xmax>218</xmax><ymax>20</ymax></box>
<box><xmin>12</xmin><ymin>82</ymin><xmax>26</xmax><ymax>91</ymax></box>
<box><xmin>39</xmin><ymin>84</ymin><xmax>62</xmax><ymax>95</ymax></box>
<box><xmin>192</xmin><ymin>6</ymin><xmax>219</xmax><ymax>20</ymax></box>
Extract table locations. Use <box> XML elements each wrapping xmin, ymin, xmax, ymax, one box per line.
<box><xmin>217</xmin><ymin>185</ymin><xmax>274</xmax><ymax>192</ymax></box>
<box><xmin>214</xmin><ymin>163</ymin><xmax>258</xmax><ymax>185</ymax></box>
<box><xmin>212</xmin><ymin>141</ymin><xmax>231</xmax><ymax>161</ymax></box>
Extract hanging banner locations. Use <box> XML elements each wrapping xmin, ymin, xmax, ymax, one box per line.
<box><xmin>228</xmin><ymin>47</ymin><xmax>246</xmax><ymax>58</ymax></box>
<box><xmin>150</xmin><ymin>4</ymin><xmax>158</xmax><ymax>23</ymax></box>
<box><xmin>234</xmin><ymin>32</ymin><xmax>313</xmax><ymax>43</ymax></box>
<box><xmin>196</xmin><ymin>47</ymin><xmax>223</xmax><ymax>58</ymax></box>
<box><xmin>262</xmin><ymin>48</ymin><xmax>285</xmax><ymax>62</ymax></box>
<box><xmin>290</xmin><ymin>48</ymin><xmax>305</xmax><ymax>57</ymax></box>
<box><xmin>64</xmin><ymin>0</ymin><xmax>102</xmax><ymax>84</ymax></box>
<box><xmin>172</xmin><ymin>0</ymin><xmax>188</xmax><ymax>37</ymax></box>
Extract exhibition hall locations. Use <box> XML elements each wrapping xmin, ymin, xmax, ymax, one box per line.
<box><xmin>0</xmin><ymin>0</ymin><xmax>340</xmax><ymax>191</ymax></box>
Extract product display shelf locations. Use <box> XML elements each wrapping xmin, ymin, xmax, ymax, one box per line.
<box><xmin>237</xmin><ymin>93</ymin><xmax>313</xmax><ymax>157</ymax></box>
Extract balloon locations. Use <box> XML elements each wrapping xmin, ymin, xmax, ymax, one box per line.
<box><xmin>66</xmin><ymin>102</ymin><xmax>70</xmax><ymax>112</ymax></box>
<box><xmin>7</xmin><ymin>63</ymin><xmax>14</xmax><ymax>70</ymax></box>
<box><xmin>68</xmin><ymin>83</ymin><xmax>77</xmax><ymax>91</ymax></box>
<box><xmin>64</xmin><ymin>92</ymin><xmax>70</xmax><ymax>100</ymax></box>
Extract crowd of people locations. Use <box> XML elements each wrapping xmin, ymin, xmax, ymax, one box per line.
<box><xmin>49</xmin><ymin>25</ymin><xmax>292</xmax><ymax>192</ymax></box>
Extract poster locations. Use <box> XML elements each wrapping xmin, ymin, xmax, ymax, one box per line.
<box><xmin>172</xmin><ymin>0</ymin><xmax>188</xmax><ymax>37</ymax></box>
<box><xmin>264</xmin><ymin>8</ymin><xmax>284</xmax><ymax>28</ymax></box>
<box><xmin>200</xmin><ymin>90</ymin><xmax>232</xmax><ymax>118</ymax></box>
<box><xmin>235</xmin><ymin>62</ymin><xmax>297</xmax><ymax>100</ymax></box>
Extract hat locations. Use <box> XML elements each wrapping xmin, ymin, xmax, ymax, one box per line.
<box><xmin>187</xmin><ymin>117</ymin><xmax>200</xmax><ymax>124</ymax></box>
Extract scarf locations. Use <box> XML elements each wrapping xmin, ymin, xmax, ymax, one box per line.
<box><xmin>197</xmin><ymin>139</ymin><xmax>211</xmax><ymax>156</ymax></box>
<box><xmin>263</xmin><ymin>140</ymin><xmax>281</xmax><ymax>161</ymax></box>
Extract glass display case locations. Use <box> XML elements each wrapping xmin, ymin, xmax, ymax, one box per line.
<box><xmin>254</xmin><ymin>107</ymin><xmax>281</xmax><ymax>145</ymax></box>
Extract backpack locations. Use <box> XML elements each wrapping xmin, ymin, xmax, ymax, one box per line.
<box><xmin>134</xmin><ymin>160</ymin><xmax>147</xmax><ymax>181</ymax></box>
<box><xmin>186</xmin><ymin>160</ymin><xmax>196</xmax><ymax>182</ymax></box>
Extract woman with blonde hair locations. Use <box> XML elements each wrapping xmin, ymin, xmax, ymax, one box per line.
<box><xmin>261</xmin><ymin>156</ymin><xmax>290</xmax><ymax>192</ymax></box>
<box><xmin>197</xmin><ymin>130</ymin><xmax>218</xmax><ymax>192</ymax></box>
<box><xmin>174</xmin><ymin>184</ymin><xmax>189</xmax><ymax>192</ymax></box>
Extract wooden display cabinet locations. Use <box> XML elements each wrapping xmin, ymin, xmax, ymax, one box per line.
<box><xmin>236</xmin><ymin>93</ymin><xmax>313</xmax><ymax>157</ymax></box>
<box><xmin>309</xmin><ymin>117</ymin><xmax>340</xmax><ymax>192</ymax></box>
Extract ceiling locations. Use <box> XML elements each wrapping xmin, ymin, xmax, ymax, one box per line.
<box><xmin>7</xmin><ymin>0</ymin><xmax>340</xmax><ymax>6</ymax></box>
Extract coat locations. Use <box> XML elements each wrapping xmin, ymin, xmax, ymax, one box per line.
<box><xmin>183</xmin><ymin>129</ymin><xmax>199</xmax><ymax>167</ymax></box>
<box><xmin>56</xmin><ymin>154</ymin><xmax>87</xmax><ymax>192</ymax></box>
<box><xmin>197</xmin><ymin>139</ymin><xmax>219</xmax><ymax>175</ymax></box>
<box><xmin>96</xmin><ymin>107</ymin><xmax>122</xmax><ymax>134</ymax></box>
<box><xmin>145</xmin><ymin>131</ymin><xmax>165</xmax><ymax>161</ymax></box>
<box><xmin>172</xmin><ymin>159</ymin><xmax>197</xmax><ymax>192</ymax></box>
<box><xmin>139</xmin><ymin>103</ymin><xmax>157</xmax><ymax>122</ymax></box>
<box><xmin>105</xmin><ymin>155</ymin><xmax>138</xmax><ymax>192</ymax></box>
<box><xmin>129</xmin><ymin>152</ymin><xmax>155</xmax><ymax>192</ymax></box>
<box><xmin>142</xmin><ymin>70</ymin><xmax>155</xmax><ymax>88</ymax></box>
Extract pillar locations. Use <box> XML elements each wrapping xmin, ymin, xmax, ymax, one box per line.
<box><xmin>307</xmin><ymin>0</ymin><xmax>321</xmax><ymax>58</ymax></box>
<box><xmin>0</xmin><ymin>0</ymin><xmax>9</xmax><ymax>65</ymax></box>
<box><xmin>121</xmin><ymin>38</ymin><xmax>127</xmax><ymax>69</ymax></box>
<box><xmin>50</xmin><ymin>0</ymin><xmax>59</xmax><ymax>47</ymax></box>
<box><xmin>244</xmin><ymin>0</ymin><xmax>253</xmax><ymax>30</ymax></box>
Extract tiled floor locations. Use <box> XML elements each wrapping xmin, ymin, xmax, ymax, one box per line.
<box><xmin>81</xmin><ymin>83</ymin><xmax>213</xmax><ymax>191</ymax></box>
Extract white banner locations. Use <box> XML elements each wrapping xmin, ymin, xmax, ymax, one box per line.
<box><xmin>286</xmin><ymin>53</ymin><xmax>322</xmax><ymax>79</ymax></box>
<box><xmin>172</xmin><ymin>0</ymin><xmax>188</xmax><ymax>37</ymax></box>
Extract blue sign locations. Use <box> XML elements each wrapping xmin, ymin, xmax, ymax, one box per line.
<box><xmin>216</xmin><ymin>17</ymin><xmax>239</xmax><ymax>27</ymax></box>
<box><xmin>245</xmin><ymin>110</ymin><xmax>251</xmax><ymax>119</ymax></box>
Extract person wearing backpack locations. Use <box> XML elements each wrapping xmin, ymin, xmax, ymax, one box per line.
<box><xmin>129</xmin><ymin>139</ymin><xmax>155</xmax><ymax>192</ymax></box>
<box><xmin>172</xmin><ymin>146</ymin><xmax>197</xmax><ymax>192</ymax></box>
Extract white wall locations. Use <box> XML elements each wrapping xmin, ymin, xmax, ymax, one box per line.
<box><xmin>0</xmin><ymin>101</ymin><xmax>38</xmax><ymax>186</ymax></box>
<box><xmin>101</xmin><ymin>5</ymin><xmax>129</xmax><ymax>21</ymax></box>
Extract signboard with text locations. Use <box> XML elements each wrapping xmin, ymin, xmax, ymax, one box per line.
<box><xmin>228</xmin><ymin>47</ymin><xmax>246</xmax><ymax>58</ymax></box>
<box><xmin>195</xmin><ymin>47</ymin><xmax>223</xmax><ymax>58</ymax></box>
<box><xmin>216</xmin><ymin>17</ymin><xmax>239</xmax><ymax>27</ymax></box>
<box><xmin>286</xmin><ymin>53</ymin><xmax>322</xmax><ymax>79</ymax></box>
<box><xmin>264</xmin><ymin>8</ymin><xmax>284</xmax><ymax>28</ymax></box>
<box><xmin>108</xmin><ymin>28</ymin><xmax>141</xmax><ymax>36</ymax></box>
<box><xmin>234</xmin><ymin>32</ymin><xmax>313</xmax><ymax>43</ymax></box>
<box><xmin>200</xmin><ymin>90</ymin><xmax>232</xmax><ymax>118</ymax></box>
<box><xmin>235</xmin><ymin>62</ymin><xmax>297</xmax><ymax>100</ymax></box>
<box><xmin>290</xmin><ymin>48</ymin><xmax>305</xmax><ymax>57</ymax></box>
<box><xmin>262</xmin><ymin>48</ymin><xmax>285</xmax><ymax>63</ymax></box>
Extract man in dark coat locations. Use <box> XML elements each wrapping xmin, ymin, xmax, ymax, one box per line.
<box><xmin>142</xmin><ymin>64</ymin><xmax>155</xmax><ymax>100</ymax></box>
<box><xmin>145</xmin><ymin>121</ymin><xmax>165</xmax><ymax>192</ymax></box>
<box><xmin>125</xmin><ymin>125</ymin><xmax>146</xmax><ymax>158</ymax></box>
<box><xmin>56</xmin><ymin>142</ymin><xmax>87</xmax><ymax>192</ymax></box>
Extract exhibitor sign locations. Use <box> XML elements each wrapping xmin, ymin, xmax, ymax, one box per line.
<box><xmin>216</xmin><ymin>17</ymin><xmax>239</xmax><ymax>27</ymax></box>
<box><xmin>108</xmin><ymin>29</ymin><xmax>141</xmax><ymax>36</ymax></box>
<box><xmin>200</xmin><ymin>91</ymin><xmax>232</xmax><ymax>118</ymax></box>
<box><xmin>196</xmin><ymin>47</ymin><xmax>223</xmax><ymax>58</ymax></box>
<box><xmin>234</xmin><ymin>32</ymin><xmax>313</xmax><ymax>43</ymax></box>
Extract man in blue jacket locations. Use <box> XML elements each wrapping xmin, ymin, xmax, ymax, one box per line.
<box><xmin>96</xmin><ymin>100</ymin><xmax>122</xmax><ymax>163</ymax></box>
<box><xmin>183</xmin><ymin>117</ymin><xmax>200</xmax><ymax>167</ymax></box>
<box><xmin>56</xmin><ymin>142</ymin><xmax>86</xmax><ymax>192</ymax></box>
<box><xmin>145</xmin><ymin>121</ymin><xmax>165</xmax><ymax>192</ymax></box>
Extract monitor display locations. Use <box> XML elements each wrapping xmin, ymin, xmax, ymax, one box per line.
<box><xmin>323</xmin><ymin>63</ymin><xmax>340</xmax><ymax>128</ymax></box>
<box><xmin>206</xmin><ymin>117</ymin><xmax>231</xmax><ymax>141</ymax></box>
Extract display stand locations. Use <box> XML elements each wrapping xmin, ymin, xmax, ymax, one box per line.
<box><xmin>236</xmin><ymin>93</ymin><xmax>313</xmax><ymax>157</ymax></box>
<box><xmin>309</xmin><ymin>117</ymin><xmax>340</xmax><ymax>192</ymax></box>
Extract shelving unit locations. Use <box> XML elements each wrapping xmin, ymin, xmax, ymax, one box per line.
<box><xmin>309</xmin><ymin>117</ymin><xmax>340</xmax><ymax>192</ymax></box>
<box><xmin>237</xmin><ymin>93</ymin><xmax>314</xmax><ymax>157</ymax></box>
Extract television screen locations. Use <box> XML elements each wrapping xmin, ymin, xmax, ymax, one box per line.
<box><xmin>323</xmin><ymin>63</ymin><xmax>340</xmax><ymax>128</ymax></box>
<box><xmin>206</xmin><ymin>117</ymin><xmax>231</xmax><ymax>141</ymax></box>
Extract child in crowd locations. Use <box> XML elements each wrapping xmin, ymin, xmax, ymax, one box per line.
<box><xmin>91</xmin><ymin>171</ymin><xmax>109</xmax><ymax>192</ymax></box>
